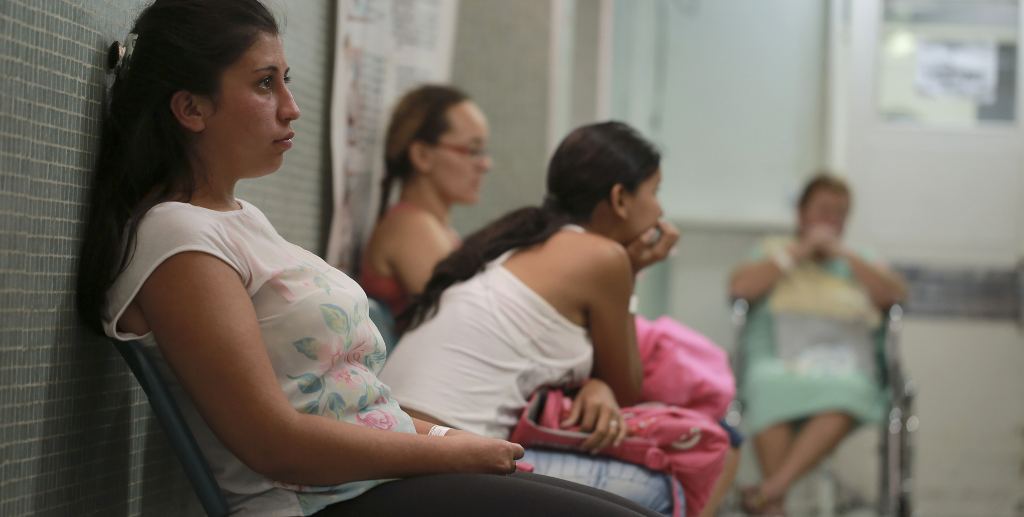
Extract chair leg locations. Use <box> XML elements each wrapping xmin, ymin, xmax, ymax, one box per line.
<box><xmin>816</xmin><ymin>466</ymin><xmax>837</xmax><ymax>517</ymax></box>
<box><xmin>879</xmin><ymin>383</ymin><xmax>916</xmax><ymax>517</ymax></box>
<box><xmin>880</xmin><ymin>405</ymin><xmax>902</xmax><ymax>517</ymax></box>
<box><xmin>898</xmin><ymin>387</ymin><xmax>917</xmax><ymax>517</ymax></box>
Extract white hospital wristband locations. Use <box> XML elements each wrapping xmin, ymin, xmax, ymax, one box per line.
<box><xmin>772</xmin><ymin>249</ymin><xmax>795</xmax><ymax>272</ymax></box>
<box><xmin>427</xmin><ymin>425</ymin><xmax>452</xmax><ymax>437</ymax></box>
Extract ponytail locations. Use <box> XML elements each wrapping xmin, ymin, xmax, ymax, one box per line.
<box><xmin>377</xmin><ymin>174</ymin><xmax>398</xmax><ymax>221</ymax></box>
<box><xmin>402</xmin><ymin>204</ymin><xmax>570</xmax><ymax>329</ymax></box>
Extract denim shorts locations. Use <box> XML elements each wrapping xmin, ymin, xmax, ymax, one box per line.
<box><xmin>521</xmin><ymin>448</ymin><xmax>683</xmax><ymax>516</ymax></box>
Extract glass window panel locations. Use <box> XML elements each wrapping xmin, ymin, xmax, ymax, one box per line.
<box><xmin>879</xmin><ymin>0</ymin><xmax>1018</xmax><ymax>127</ymax></box>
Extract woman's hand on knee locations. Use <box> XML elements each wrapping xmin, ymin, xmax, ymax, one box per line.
<box><xmin>561</xmin><ymin>379</ymin><xmax>629</xmax><ymax>452</ymax></box>
<box><xmin>444</xmin><ymin>434</ymin><xmax>524</xmax><ymax>475</ymax></box>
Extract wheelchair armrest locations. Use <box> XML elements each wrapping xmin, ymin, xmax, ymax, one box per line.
<box><xmin>885</xmin><ymin>303</ymin><xmax>904</xmax><ymax>334</ymax></box>
<box><xmin>881</xmin><ymin>303</ymin><xmax>914</xmax><ymax>403</ymax></box>
<box><xmin>727</xmin><ymin>298</ymin><xmax>752</xmax><ymax>413</ymax></box>
<box><xmin>730</xmin><ymin>298</ymin><xmax>750</xmax><ymax>327</ymax></box>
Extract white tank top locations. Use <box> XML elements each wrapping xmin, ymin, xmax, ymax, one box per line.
<box><xmin>380</xmin><ymin>232</ymin><xmax>592</xmax><ymax>438</ymax></box>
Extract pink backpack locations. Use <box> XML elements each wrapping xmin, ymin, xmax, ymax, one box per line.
<box><xmin>635</xmin><ymin>315</ymin><xmax>735</xmax><ymax>419</ymax></box>
<box><xmin>510</xmin><ymin>389</ymin><xmax>729</xmax><ymax>517</ymax></box>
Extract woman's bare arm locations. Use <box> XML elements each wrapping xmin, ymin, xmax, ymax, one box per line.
<box><xmin>580</xmin><ymin>239</ymin><xmax>644</xmax><ymax>406</ymax></box>
<box><xmin>135</xmin><ymin>252</ymin><xmax>521</xmax><ymax>486</ymax></box>
<box><xmin>728</xmin><ymin>258</ymin><xmax>788</xmax><ymax>302</ymax></box>
<box><xmin>840</xmin><ymin>250</ymin><xmax>907</xmax><ymax>309</ymax></box>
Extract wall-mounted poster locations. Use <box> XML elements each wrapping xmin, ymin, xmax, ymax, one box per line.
<box><xmin>914</xmin><ymin>40</ymin><xmax>998</xmax><ymax>104</ymax></box>
<box><xmin>326</xmin><ymin>0</ymin><xmax>458</xmax><ymax>271</ymax></box>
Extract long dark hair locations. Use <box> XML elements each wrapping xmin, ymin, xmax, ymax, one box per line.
<box><xmin>403</xmin><ymin>121</ymin><xmax>661</xmax><ymax>329</ymax></box>
<box><xmin>379</xmin><ymin>84</ymin><xmax>469</xmax><ymax>220</ymax></box>
<box><xmin>76</xmin><ymin>0</ymin><xmax>279</xmax><ymax>334</ymax></box>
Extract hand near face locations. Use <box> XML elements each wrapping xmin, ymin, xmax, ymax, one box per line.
<box><xmin>802</xmin><ymin>224</ymin><xmax>842</xmax><ymax>259</ymax></box>
<box><xmin>625</xmin><ymin>220</ymin><xmax>679</xmax><ymax>273</ymax></box>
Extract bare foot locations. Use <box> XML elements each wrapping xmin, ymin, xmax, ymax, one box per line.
<box><xmin>740</xmin><ymin>485</ymin><xmax>786</xmax><ymax>516</ymax></box>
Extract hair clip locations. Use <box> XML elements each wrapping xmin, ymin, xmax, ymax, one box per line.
<box><xmin>106</xmin><ymin>33</ymin><xmax>138</xmax><ymax>76</ymax></box>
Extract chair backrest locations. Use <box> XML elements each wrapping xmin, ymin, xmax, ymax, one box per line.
<box><xmin>367</xmin><ymin>297</ymin><xmax>398</xmax><ymax>356</ymax></box>
<box><xmin>112</xmin><ymin>339</ymin><xmax>229</xmax><ymax>517</ymax></box>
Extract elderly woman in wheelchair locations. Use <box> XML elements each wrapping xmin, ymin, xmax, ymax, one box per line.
<box><xmin>728</xmin><ymin>174</ymin><xmax>907</xmax><ymax>515</ymax></box>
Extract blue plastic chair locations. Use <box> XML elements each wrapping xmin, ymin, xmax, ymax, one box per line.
<box><xmin>367</xmin><ymin>297</ymin><xmax>399</xmax><ymax>356</ymax></box>
<box><xmin>112</xmin><ymin>339</ymin><xmax>229</xmax><ymax>517</ymax></box>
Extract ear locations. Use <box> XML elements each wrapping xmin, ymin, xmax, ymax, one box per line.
<box><xmin>408</xmin><ymin>141</ymin><xmax>434</xmax><ymax>175</ymax></box>
<box><xmin>169</xmin><ymin>90</ymin><xmax>211</xmax><ymax>133</ymax></box>
<box><xmin>609</xmin><ymin>183</ymin><xmax>630</xmax><ymax>219</ymax></box>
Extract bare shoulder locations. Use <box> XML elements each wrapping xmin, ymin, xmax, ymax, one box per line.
<box><xmin>501</xmin><ymin>229</ymin><xmax>631</xmax><ymax>321</ymax></box>
<box><xmin>370</xmin><ymin>206</ymin><xmax>452</xmax><ymax>258</ymax></box>
<box><xmin>378</xmin><ymin>206</ymin><xmax>444</xmax><ymax>237</ymax></box>
<box><xmin>545</xmin><ymin>231</ymin><xmax>631</xmax><ymax>280</ymax></box>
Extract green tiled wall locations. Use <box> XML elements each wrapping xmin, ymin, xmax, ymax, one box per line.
<box><xmin>0</xmin><ymin>1</ymin><xmax>333</xmax><ymax>514</ymax></box>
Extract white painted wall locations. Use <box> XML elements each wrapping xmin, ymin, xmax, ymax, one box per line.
<box><xmin>611</xmin><ymin>0</ymin><xmax>828</xmax><ymax>228</ymax></box>
<box><xmin>449</xmin><ymin>0</ymin><xmax>608</xmax><ymax>234</ymax></box>
<box><xmin>878</xmin><ymin>319</ymin><xmax>1023</xmax><ymax>516</ymax></box>
<box><xmin>610</xmin><ymin>0</ymin><xmax>831</xmax><ymax>333</ymax></box>
<box><xmin>448</xmin><ymin>0</ymin><xmax>554</xmax><ymax>233</ymax></box>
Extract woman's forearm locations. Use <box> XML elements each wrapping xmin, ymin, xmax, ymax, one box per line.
<box><xmin>256</xmin><ymin>412</ymin><xmax>463</xmax><ymax>486</ymax></box>
<box><xmin>729</xmin><ymin>259</ymin><xmax>785</xmax><ymax>301</ymax></box>
<box><xmin>619</xmin><ymin>314</ymin><xmax>644</xmax><ymax>405</ymax></box>
<box><xmin>842</xmin><ymin>250</ymin><xmax>907</xmax><ymax>309</ymax></box>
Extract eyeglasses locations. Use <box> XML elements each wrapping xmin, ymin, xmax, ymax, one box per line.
<box><xmin>435</xmin><ymin>142</ymin><xmax>490</xmax><ymax>160</ymax></box>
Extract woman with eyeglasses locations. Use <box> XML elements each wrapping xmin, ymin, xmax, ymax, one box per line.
<box><xmin>359</xmin><ymin>85</ymin><xmax>492</xmax><ymax>318</ymax></box>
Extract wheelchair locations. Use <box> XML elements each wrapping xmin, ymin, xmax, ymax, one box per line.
<box><xmin>726</xmin><ymin>299</ymin><xmax>915</xmax><ymax>517</ymax></box>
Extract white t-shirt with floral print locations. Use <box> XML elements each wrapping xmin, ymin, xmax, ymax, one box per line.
<box><xmin>103</xmin><ymin>200</ymin><xmax>415</xmax><ymax>516</ymax></box>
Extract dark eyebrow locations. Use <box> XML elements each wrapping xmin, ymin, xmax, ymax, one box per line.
<box><xmin>253</xmin><ymin>65</ymin><xmax>290</xmax><ymax>74</ymax></box>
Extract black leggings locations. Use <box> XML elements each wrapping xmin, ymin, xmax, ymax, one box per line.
<box><xmin>315</xmin><ymin>472</ymin><xmax>663</xmax><ymax>516</ymax></box>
